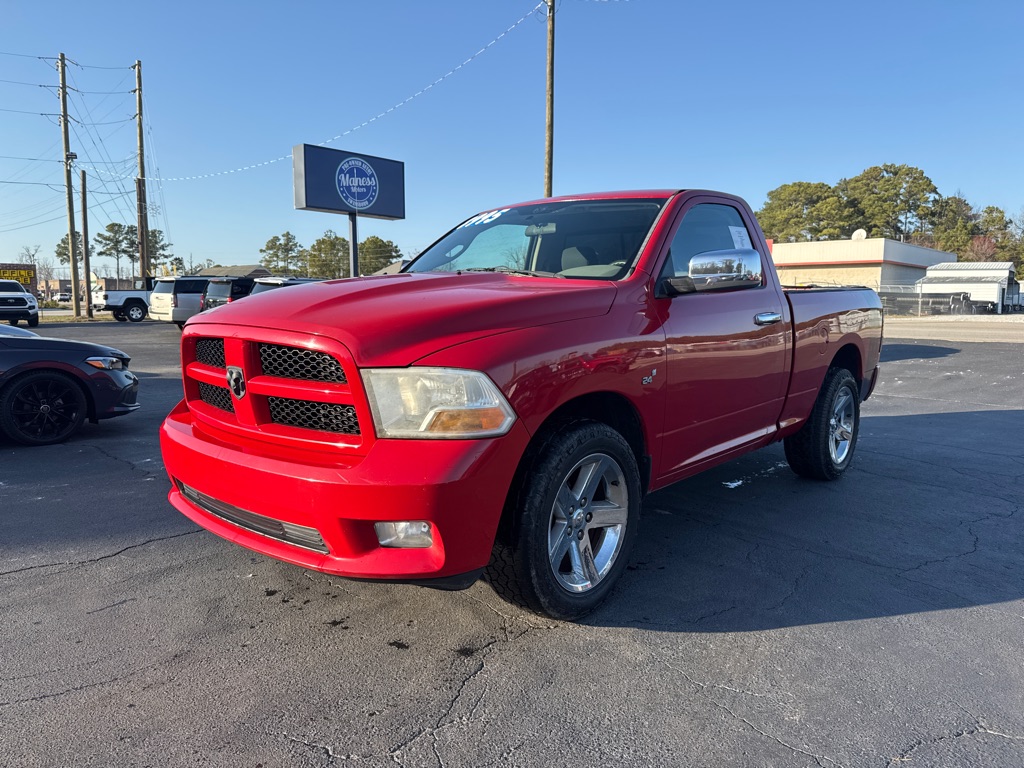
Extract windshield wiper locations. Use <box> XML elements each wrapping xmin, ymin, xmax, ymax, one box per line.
<box><xmin>463</xmin><ymin>267</ymin><xmax>565</xmax><ymax>278</ymax></box>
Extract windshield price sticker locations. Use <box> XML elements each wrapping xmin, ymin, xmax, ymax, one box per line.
<box><xmin>457</xmin><ymin>208</ymin><xmax>510</xmax><ymax>229</ymax></box>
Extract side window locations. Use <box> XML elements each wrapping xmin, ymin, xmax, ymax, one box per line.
<box><xmin>662</xmin><ymin>203</ymin><xmax>757</xmax><ymax>280</ymax></box>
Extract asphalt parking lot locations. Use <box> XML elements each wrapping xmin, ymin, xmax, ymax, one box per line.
<box><xmin>2</xmin><ymin>319</ymin><xmax>1022</xmax><ymax>768</ymax></box>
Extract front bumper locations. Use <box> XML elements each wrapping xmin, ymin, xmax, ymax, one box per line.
<box><xmin>0</xmin><ymin>307</ymin><xmax>37</xmax><ymax>320</ymax></box>
<box><xmin>160</xmin><ymin>399</ymin><xmax>531</xmax><ymax>583</ymax></box>
<box><xmin>89</xmin><ymin>368</ymin><xmax>140</xmax><ymax>420</ymax></box>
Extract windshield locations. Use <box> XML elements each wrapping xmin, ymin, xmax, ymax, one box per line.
<box><xmin>0</xmin><ymin>280</ymin><xmax>26</xmax><ymax>292</ymax></box>
<box><xmin>405</xmin><ymin>198</ymin><xmax>668</xmax><ymax>280</ymax></box>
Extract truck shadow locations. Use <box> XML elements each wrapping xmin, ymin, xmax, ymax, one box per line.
<box><xmin>879</xmin><ymin>343</ymin><xmax>959</xmax><ymax>362</ymax></box>
<box><xmin>568</xmin><ymin>409</ymin><xmax>1024</xmax><ymax>631</ymax></box>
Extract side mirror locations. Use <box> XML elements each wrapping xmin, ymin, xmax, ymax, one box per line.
<box><xmin>656</xmin><ymin>248</ymin><xmax>763</xmax><ymax>298</ymax></box>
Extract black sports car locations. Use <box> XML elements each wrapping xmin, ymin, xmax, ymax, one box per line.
<box><xmin>0</xmin><ymin>327</ymin><xmax>140</xmax><ymax>445</ymax></box>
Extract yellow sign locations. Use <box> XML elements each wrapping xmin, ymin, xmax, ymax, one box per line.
<box><xmin>0</xmin><ymin>268</ymin><xmax>35</xmax><ymax>285</ymax></box>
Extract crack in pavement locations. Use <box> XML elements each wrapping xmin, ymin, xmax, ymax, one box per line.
<box><xmin>0</xmin><ymin>529</ymin><xmax>200</xmax><ymax>577</ymax></box>
<box><xmin>898</xmin><ymin>525</ymin><xmax>980</xmax><ymax>574</ymax></box>
<box><xmin>82</xmin><ymin>443</ymin><xmax>166</xmax><ymax>480</ymax></box>
<box><xmin>664</xmin><ymin>661</ymin><xmax>844</xmax><ymax>768</ymax></box>
<box><xmin>282</xmin><ymin>622</ymin><xmax>546</xmax><ymax>768</ymax></box>
<box><xmin>853</xmin><ymin>463</ymin><xmax>1020</xmax><ymax>507</ymax></box>
<box><xmin>768</xmin><ymin>565</ymin><xmax>812</xmax><ymax>612</ymax></box>
<box><xmin>887</xmin><ymin>720</ymin><xmax>1024</xmax><ymax>766</ymax></box>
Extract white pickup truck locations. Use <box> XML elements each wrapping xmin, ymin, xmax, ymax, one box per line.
<box><xmin>91</xmin><ymin>278</ymin><xmax>154</xmax><ymax>322</ymax></box>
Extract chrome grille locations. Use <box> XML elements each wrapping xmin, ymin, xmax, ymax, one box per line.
<box><xmin>176</xmin><ymin>481</ymin><xmax>328</xmax><ymax>553</ymax></box>
<box><xmin>259</xmin><ymin>344</ymin><xmax>347</xmax><ymax>383</ymax></box>
<box><xmin>195</xmin><ymin>338</ymin><xmax>225</xmax><ymax>368</ymax></box>
<box><xmin>198</xmin><ymin>382</ymin><xmax>234</xmax><ymax>413</ymax></box>
<box><xmin>268</xmin><ymin>396</ymin><xmax>359</xmax><ymax>434</ymax></box>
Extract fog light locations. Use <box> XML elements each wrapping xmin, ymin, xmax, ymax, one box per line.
<box><xmin>375</xmin><ymin>521</ymin><xmax>433</xmax><ymax>548</ymax></box>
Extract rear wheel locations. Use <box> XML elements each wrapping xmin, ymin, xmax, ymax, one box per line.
<box><xmin>0</xmin><ymin>371</ymin><xmax>87</xmax><ymax>446</ymax></box>
<box><xmin>125</xmin><ymin>302</ymin><xmax>146</xmax><ymax>322</ymax></box>
<box><xmin>784</xmin><ymin>367</ymin><xmax>860</xmax><ymax>480</ymax></box>
<box><xmin>503</xmin><ymin>421</ymin><xmax>641</xmax><ymax>620</ymax></box>
<box><xmin>113</xmin><ymin>310</ymin><xmax>127</xmax><ymax>322</ymax></box>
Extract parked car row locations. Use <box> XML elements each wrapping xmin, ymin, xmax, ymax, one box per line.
<box><xmin>151</xmin><ymin>275</ymin><xmax>327</xmax><ymax>329</ymax></box>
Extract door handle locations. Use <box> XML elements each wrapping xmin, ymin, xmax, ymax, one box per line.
<box><xmin>754</xmin><ymin>312</ymin><xmax>782</xmax><ymax>326</ymax></box>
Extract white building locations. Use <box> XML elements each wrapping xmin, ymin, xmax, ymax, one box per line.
<box><xmin>770</xmin><ymin>237</ymin><xmax>955</xmax><ymax>291</ymax></box>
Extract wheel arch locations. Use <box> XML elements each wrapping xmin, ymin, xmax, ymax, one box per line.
<box><xmin>496</xmin><ymin>390</ymin><xmax>649</xmax><ymax>545</ymax></box>
<box><xmin>829</xmin><ymin>343</ymin><xmax>863</xmax><ymax>387</ymax></box>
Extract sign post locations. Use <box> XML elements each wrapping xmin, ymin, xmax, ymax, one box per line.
<box><xmin>293</xmin><ymin>145</ymin><xmax>405</xmax><ymax>277</ymax></box>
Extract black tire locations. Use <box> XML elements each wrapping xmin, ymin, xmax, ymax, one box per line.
<box><xmin>8</xmin><ymin>319</ymin><xmax>18</xmax><ymax>326</ymax></box>
<box><xmin>27</xmin><ymin>315</ymin><xmax>39</xmax><ymax>328</ymax></box>
<box><xmin>499</xmin><ymin>420</ymin><xmax>641</xmax><ymax>620</ymax></box>
<box><xmin>0</xmin><ymin>371</ymin><xmax>87</xmax><ymax>446</ymax></box>
<box><xmin>784</xmin><ymin>367</ymin><xmax>860</xmax><ymax>480</ymax></box>
<box><xmin>124</xmin><ymin>302</ymin><xmax>146</xmax><ymax>322</ymax></box>
<box><xmin>113</xmin><ymin>311</ymin><xmax>128</xmax><ymax>322</ymax></box>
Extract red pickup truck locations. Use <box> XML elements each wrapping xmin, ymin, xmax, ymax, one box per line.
<box><xmin>161</xmin><ymin>190</ymin><xmax>882</xmax><ymax>619</ymax></box>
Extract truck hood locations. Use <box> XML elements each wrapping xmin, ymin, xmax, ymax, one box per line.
<box><xmin>189</xmin><ymin>272</ymin><xmax>617</xmax><ymax>366</ymax></box>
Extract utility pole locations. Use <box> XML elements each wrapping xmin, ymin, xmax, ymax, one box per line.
<box><xmin>58</xmin><ymin>53</ymin><xmax>81</xmax><ymax>317</ymax></box>
<box><xmin>80</xmin><ymin>170</ymin><xmax>93</xmax><ymax>318</ymax></box>
<box><xmin>349</xmin><ymin>213</ymin><xmax>359</xmax><ymax>278</ymax></box>
<box><xmin>544</xmin><ymin>0</ymin><xmax>555</xmax><ymax>198</ymax></box>
<box><xmin>134</xmin><ymin>60</ymin><xmax>149</xmax><ymax>279</ymax></box>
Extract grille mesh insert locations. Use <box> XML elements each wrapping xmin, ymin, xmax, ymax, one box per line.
<box><xmin>199</xmin><ymin>382</ymin><xmax>234</xmax><ymax>413</ymax></box>
<box><xmin>177</xmin><ymin>481</ymin><xmax>328</xmax><ymax>554</ymax></box>
<box><xmin>259</xmin><ymin>344</ymin><xmax>347</xmax><ymax>383</ymax></box>
<box><xmin>268</xmin><ymin>397</ymin><xmax>359</xmax><ymax>434</ymax></box>
<box><xmin>195</xmin><ymin>338</ymin><xmax>225</xmax><ymax>368</ymax></box>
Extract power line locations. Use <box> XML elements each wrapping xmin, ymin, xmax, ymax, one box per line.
<box><xmin>0</xmin><ymin>77</ymin><xmax>55</xmax><ymax>88</ymax></box>
<box><xmin>149</xmin><ymin>1</ymin><xmax>546</xmax><ymax>182</ymax></box>
<box><xmin>0</xmin><ymin>154</ymin><xmax>61</xmax><ymax>162</ymax></box>
<box><xmin>0</xmin><ymin>107</ymin><xmax>59</xmax><ymax>116</ymax></box>
<box><xmin>0</xmin><ymin>50</ymin><xmax>54</xmax><ymax>61</ymax></box>
<box><xmin>0</xmin><ymin>215</ymin><xmax>65</xmax><ymax>233</ymax></box>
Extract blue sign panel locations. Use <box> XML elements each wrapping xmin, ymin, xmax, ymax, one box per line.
<box><xmin>293</xmin><ymin>144</ymin><xmax>405</xmax><ymax>221</ymax></box>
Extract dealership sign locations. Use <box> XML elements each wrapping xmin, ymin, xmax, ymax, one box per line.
<box><xmin>293</xmin><ymin>145</ymin><xmax>404</xmax><ymax>221</ymax></box>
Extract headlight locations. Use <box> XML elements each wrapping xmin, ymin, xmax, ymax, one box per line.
<box><xmin>85</xmin><ymin>356</ymin><xmax>125</xmax><ymax>370</ymax></box>
<box><xmin>361</xmin><ymin>367</ymin><xmax>515</xmax><ymax>439</ymax></box>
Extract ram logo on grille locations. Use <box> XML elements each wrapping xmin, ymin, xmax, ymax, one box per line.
<box><xmin>227</xmin><ymin>366</ymin><xmax>246</xmax><ymax>400</ymax></box>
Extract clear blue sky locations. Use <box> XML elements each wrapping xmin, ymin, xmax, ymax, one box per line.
<box><xmin>2</xmin><ymin>0</ymin><xmax>1022</xmax><ymax>273</ymax></box>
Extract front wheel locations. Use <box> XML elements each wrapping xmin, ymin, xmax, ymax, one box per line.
<box><xmin>113</xmin><ymin>310</ymin><xmax>127</xmax><ymax>322</ymax></box>
<box><xmin>27</xmin><ymin>315</ymin><xmax>39</xmax><ymax>328</ymax></box>
<box><xmin>8</xmin><ymin>319</ymin><xmax>18</xmax><ymax>326</ymax></box>
<box><xmin>0</xmin><ymin>371</ymin><xmax>87</xmax><ymax>446</ymax></box>
<box><xmin>506</xmin><ymin>421</ymin><xmax>641</xmax><ymax>620</ymax></box>
<box><xmin>784</xmin><ymin>367</ymin><xmax>860</xmax><ymax>480</ymax></box>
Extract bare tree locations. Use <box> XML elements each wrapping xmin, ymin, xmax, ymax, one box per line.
<box><xmin>17</xmin><ymin>245</ymin><xmax>40</xmax><ymax>264</ymax></box>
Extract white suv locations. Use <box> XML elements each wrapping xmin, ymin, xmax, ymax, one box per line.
<box><xmin>0</xmin><ymin>280</ymin><xmax>39</xmax><ymax>327</ymax></box>
<box><xmin>148</xmin><ymin>277</ymin><xmax>209</xmax><ymax>328</ymax></box>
